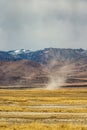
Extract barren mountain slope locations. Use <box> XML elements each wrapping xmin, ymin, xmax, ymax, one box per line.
<box><xmin>0</xmin><ymin>60</ymin><xmax>48</xmax><ymax>88</ymax></box>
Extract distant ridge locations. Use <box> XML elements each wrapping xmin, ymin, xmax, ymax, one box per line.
<box><xmin>0</xmin><ymin>48</ymin><xmax>87</xmax><ymax>64</ymax></box>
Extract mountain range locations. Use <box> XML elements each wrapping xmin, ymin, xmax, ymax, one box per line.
<box><xmin>0</xmin><ymin>48</ymin><xmax>87</xmax><ymax>89</ymax></box>
<box><xmin>1</xmin><ymin>48</ymin><xmax>87</xmax><ymax>63</ymax></box>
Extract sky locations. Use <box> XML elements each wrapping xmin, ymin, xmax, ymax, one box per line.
<box><xmin>0</xmin><ymin>0</ymin><xmax>87</xmax><ymax>51</ymax></box>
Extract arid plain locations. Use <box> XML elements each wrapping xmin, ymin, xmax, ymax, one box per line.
<box><xmin>0</xmin><ymin>88</ymin><xmax>87</xmax><ymax>130</ymax></box>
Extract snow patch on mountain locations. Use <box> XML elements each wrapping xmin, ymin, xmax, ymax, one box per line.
<box><xmin>8</xmin><ymin>49</ymin><xmax>30</xmax><ymax>55</ymax></box>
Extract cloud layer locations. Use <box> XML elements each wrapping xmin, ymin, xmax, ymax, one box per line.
<box><xmin>0</xmin><ymin>0</ymin><xmax>87</xmax><ymax>50</ymax></box>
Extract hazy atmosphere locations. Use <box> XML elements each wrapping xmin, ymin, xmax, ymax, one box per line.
<box><xmin>0</xmin><ymin>0</ymin><xmax>87</xmax><ymax>50</ymax></box>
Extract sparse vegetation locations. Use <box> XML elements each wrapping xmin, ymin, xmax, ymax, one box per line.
<box><xmin>0</xmin><ymin>122</ymin><xmax>87</xmax><ymax>130</ymax></box>
<box><xmin>0</xmin><ymin>88</ymin><xmax>87</xmax><ymax>130</ymax></box>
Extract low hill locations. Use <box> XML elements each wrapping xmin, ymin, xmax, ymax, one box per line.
<box><xmin>0</xmin><ymin>60</ymin><xmax>48</xmax><ymax>88</ymax></box>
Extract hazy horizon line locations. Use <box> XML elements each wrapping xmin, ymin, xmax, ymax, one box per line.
<box><xmin>0</xmin><ymin>47</ymin><xmax>86</xmax><ymax>52</ymax></box>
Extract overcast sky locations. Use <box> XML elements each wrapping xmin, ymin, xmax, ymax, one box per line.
<box><xmin>0</xmin><ymin>0</ymin><xmax>87</xmax><ymax>50</ymax></box>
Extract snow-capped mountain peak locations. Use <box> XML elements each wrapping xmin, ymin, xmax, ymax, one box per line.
<box><xmin>8</xmin><ymin>49</ymin><xmax>30</xmax><ymax>55</ymax></box>
<box><xmin>15</xmin><ymin>50</ymin><xmax>21</xmax><ymax>54</ymax></box>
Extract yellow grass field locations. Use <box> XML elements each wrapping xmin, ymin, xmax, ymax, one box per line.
<box><xmin>0</xmin><ymin>87</ymin><xmax>87</xmax><ymax>130</ymax></box>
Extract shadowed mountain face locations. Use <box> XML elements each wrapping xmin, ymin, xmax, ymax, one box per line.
<box><xmin>0</xmin><ymin>48</ymin><xmax>87</xmax><ymax>63</ymax></box>
<box><xmin>0</xmin><ymin>48</ymin><xmax>87</xmax><ymax>88</ymax></box>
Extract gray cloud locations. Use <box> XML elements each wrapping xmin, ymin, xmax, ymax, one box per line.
<box><xmin>0</xmin><ymin>0</ymin><xmax>87</xmax><ymax>50</ymax></box>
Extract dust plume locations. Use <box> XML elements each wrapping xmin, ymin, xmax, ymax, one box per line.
<box><xmin>46</xmin><ymin>60</ymin><xmax>71</xmax><ymax>90</ymax></box>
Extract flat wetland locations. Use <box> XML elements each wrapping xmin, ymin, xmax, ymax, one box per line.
<box><xmin>0</xmin><ymin>87</ymin><xmax>87</xmax><ymax>130</ymax></box>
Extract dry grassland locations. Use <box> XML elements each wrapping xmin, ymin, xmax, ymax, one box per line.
<box><xmin>0</xmin><ymin>87</ymin><xmax>87</xmax><ymax>130</ymax></box>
